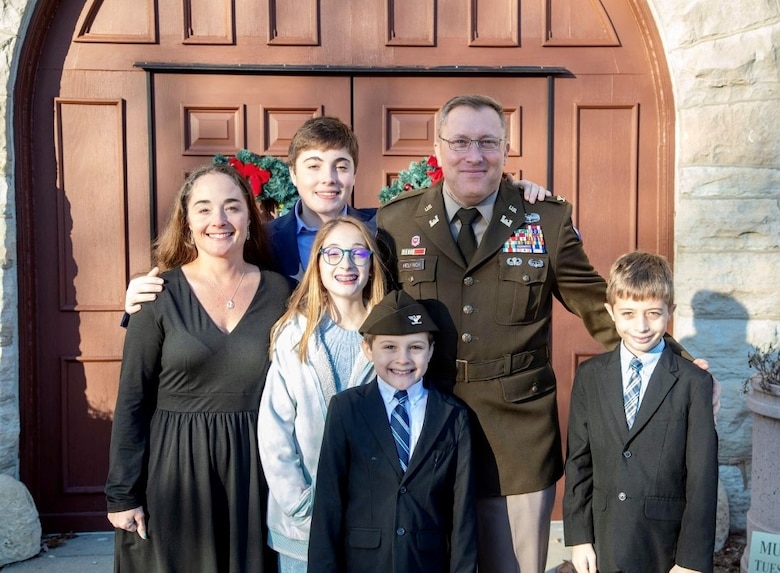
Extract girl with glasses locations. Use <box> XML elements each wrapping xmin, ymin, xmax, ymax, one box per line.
<box><xmin>257</xmin><ymin>216</ymin><xmax>387</xmax><ymax>573</ymax></box>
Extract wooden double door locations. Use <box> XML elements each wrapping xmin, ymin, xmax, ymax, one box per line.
<box><xmin>21</xmin><ymin>0</ymin><xmax>672</xmax><ymax>531</ymax></box>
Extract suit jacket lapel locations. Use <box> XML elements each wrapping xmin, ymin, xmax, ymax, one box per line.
<box><xmin>270</xmin><ymin>213</ymin><xmax>302</xmax><ymax>278</ymax></box>
<box><xmin>602</xmin><ymin>347</ymin><xmax>631</xmax><ymax>440</ymax></box>
<box><xmin>629</xmin><ymin>347</ymin><xmax>679</xmax><ymax>436</ymax></box>
<box><xmin>357</xmin><ymin>381</ymin><xmax>405</xmax><ymax>478</ymax></box>
<box><xmin>403</xmin><ymin>387</ymin><xmax>452</xmax><ymax>480</ymax></box>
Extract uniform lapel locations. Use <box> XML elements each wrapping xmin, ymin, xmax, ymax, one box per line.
<box><xmin>357</xmin><ymin>381</ymin><xmax>406</xmax><ymax>478</ymax></box>
<box><xmin>413</xmin><ymin>184</ymin><xmax>467</xmax><ymax>267</ymax></box>
<box><xmin>469</xmin><ymin>180</ymin><xmax>523</xmax><ymax>270</ymax></box>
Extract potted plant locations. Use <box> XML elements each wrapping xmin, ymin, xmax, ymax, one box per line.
<box><xmin>741</xmin><ymin>340</ymin><xmax>780</xmax><ymax>573</ymax></box>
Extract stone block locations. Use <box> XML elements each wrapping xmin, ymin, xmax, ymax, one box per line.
<box><xmin>673</xmin><ymin>28</ymin><xmax>780</xmax><ymax>107</ymax></box>
<box><xmin>673</xmin><ymin>253</ymin><xmax>780</xmax><ymax>319</ymax></box>
<box><xmin>678</xmin><ymin>166</ymin><xmax>780</xmax><ymax>199</ymax></box>
<box><xmin>0</xmin><ymin>474</ymin><xmax>41</xmax><ymax>567</ymax></box>
<box><xmin>679</xmin><ymin>101</ymin><xmax>780</xmax><ymax>167</ymax></box>
<box><xmin>652</xmin><ymin>0</ymin><xmax>779</xmax><ymax>47</ymax></box>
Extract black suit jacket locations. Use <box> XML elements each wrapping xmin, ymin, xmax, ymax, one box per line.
<box><xmin>265</xmin><ymin>205</ymin><xmax>376</xmax><ymax>281</ymax></box>
<box><xmin>308</xmin><ymin>380</ymin><xmax>476</xmax><ymax>573</ymax></box>
<box><xmin>563</xmin><ymin>345</ymin><xmax>718</xmax><ymax>573</ymax></box>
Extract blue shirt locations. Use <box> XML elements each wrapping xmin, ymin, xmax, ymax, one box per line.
<box><xmin>377</xmin><ymin>378</ymin><xmax>428</xmax><ymax>460</ymax></box>
<box><xmin>620</xmin><ymin>339</ymin><xmax>665</xmax><ymax>409</ymax></box>
<box><xmin>293</xmin><ymin>200</ymin><xmax>349</xmax><ymax>272</ymax></box>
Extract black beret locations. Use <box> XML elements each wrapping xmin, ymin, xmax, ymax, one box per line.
<box><xmin>359</xmin><ymin>290</ymin><xmax>439</xmax><ymax>335</ymax></box>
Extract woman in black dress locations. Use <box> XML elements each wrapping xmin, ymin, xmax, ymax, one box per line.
<box><xmin>106</xmin><ymin>163</ymin><xmax>289</xmax><ymax>572</ymax></box>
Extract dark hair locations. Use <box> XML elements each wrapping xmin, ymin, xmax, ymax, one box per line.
<box><xmin>154</xmin><ymin>163</ymin><xmax>272</xmax><ymax>270</ymax></box>
<box><xmin>288</xmin><ymin>116</ymin><xmax>359</xmax><ymax>171</ymax></box>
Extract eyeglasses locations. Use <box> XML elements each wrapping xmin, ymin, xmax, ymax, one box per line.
<box><xmin>319</xmin><ymin>247</ymin><xmax>373</xmax><ymax>266</ymax></box>
<box><xmin>439</xmin><ymin>136</ymin><xmax>504</xmax><ymax>152</ymax></box>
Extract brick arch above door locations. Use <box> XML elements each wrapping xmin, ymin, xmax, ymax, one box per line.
<box><xmin>16</xmin><ymin>0</ymin><xmax>674</xmax><ymax>531</ymax></box>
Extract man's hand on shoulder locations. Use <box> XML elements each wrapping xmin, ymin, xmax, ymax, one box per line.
<box><xmin>126</xmin><ymin>267</ymin><xmax>164</xmax><ymax>314</ymax></box>
<box><xmin>505</xmin><ymin>174</ymin><xmax>552</xmax><ymax>204</ymax></box>
<box><xmin>691</xmin><ymin>357</ymin><xmax>722</xmax><ymax>423</ymax></box>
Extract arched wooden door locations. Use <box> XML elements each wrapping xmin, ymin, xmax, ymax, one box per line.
<box><xmin>18</xmin><ymin>0</ymin><xmax>673</xmax><ymax>531</ymax></box>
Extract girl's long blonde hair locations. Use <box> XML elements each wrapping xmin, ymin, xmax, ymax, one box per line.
<box><xmin>270</xmin><ymin>216</ymin><xmax>387</xmax><ymax>362</ymax></box>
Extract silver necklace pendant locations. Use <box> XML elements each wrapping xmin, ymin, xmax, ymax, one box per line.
<box><xmin>205</xmin><ymin>270</ymin><xmax>246</xmax><ymax>311</ymax></box>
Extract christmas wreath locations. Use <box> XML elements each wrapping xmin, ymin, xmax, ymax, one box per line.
<box><xmin>379</xmin><ymin>155</ymin><xmax>443</xmax><ymax>204</ymax></box>
<box><xmin>214</xmin><ymin>149</ymin><xmax>299</xmax><ymax>216</ymax></box>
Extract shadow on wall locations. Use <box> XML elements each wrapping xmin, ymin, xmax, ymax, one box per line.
<box><xmin>678</xmin><ymin>289</ymin><xmax>752</xmax><ymax>532</ymax></box>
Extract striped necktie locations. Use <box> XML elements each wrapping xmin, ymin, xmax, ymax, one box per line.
<box><xmin>390</xmin><ymin>390</ymin><xmax>410</xmax><ymax>471</ymax></box>
<box><xmin>624</xmin><ymin>357</ymin><xmax>642</xmax><ymax>429</ymax></box>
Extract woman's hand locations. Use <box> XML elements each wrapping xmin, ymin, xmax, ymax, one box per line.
<box><xmin>108</xmin><ymin>506</ymin><xmax>148</xmax><ymax>539</ymax></box>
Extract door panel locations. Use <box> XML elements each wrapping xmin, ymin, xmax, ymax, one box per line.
<box><xmin>352</xmin><ymin>77</ymin><xmax>549</xmax><ymax>208</ymax></box>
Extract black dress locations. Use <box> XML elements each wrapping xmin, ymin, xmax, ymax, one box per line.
<box><xmin>106</xmin><ymin>267</ymin><xmax>290</xmax><ymax>573</ymax></box>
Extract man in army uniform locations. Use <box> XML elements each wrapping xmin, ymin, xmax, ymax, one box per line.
<box><xmin>375</xmin><ymin>94</ymin><xmax>704</xmax><ymax>573</ymax></box>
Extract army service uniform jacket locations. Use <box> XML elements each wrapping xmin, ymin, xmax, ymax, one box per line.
<box><xmin>376</xmin><ymin>179</ymin><xmax>618</xmax><ymax>496</ymax></box>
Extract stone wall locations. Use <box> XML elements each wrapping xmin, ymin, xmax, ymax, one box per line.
<box><xmin>0</xmin><ymin>0</ymin><xmax>32</xmax><ymax>479</ymax></box>
<box><xmin>648</xmin><ymin>0</ymin><xmax>780</xmax><ymax>531</ymax></box>
<box><xmin>0</xmin><ymin>0</ymin><xmax>778</xmax><ymax>534</ymax></box>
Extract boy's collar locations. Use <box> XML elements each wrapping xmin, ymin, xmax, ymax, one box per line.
<box><xmin>377</xmin><ymin>377</ymin><xmax>425</xmax><ymax>403</ymax></box>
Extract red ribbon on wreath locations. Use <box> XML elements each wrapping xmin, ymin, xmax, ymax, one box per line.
<box><xmin>426</xmin><ymin>155</ymin><xmax>444</xmax><ymax>185</ymax></box>
<box><xmin>229</xmin><ymin>157</ymin><xmax>272</xmax><ymax>197</ymax></box>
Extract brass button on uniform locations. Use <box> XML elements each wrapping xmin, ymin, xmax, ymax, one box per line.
<box><xmin>531</xmin><ymin>384</ymin><xmax>538</xmax><ymax>393</ymax></box>
<box><xmin>522</xmin><ymin>274</ymin><xmax>531</xmax><ymax>283</ymax></box>
<box><xmin>463</xmin><ymin>277</ymin><xmax>474</xmax><ymax>286</ymax></box>
<box><xmin>461</xmin><ymin>333</ymin><xmax>473</xmax><ymax>343</ymax></box>
<box><xmin>463</xmin><ymin>305</ymin><xmax>474</xmax><ymax>314</ymax></box>
<box><xmin>618</xmin><ymin>492</ymin><xmax>627</xmax><ymax>501</ymax></box>
<box><xmin>396</xmin><ymin>527</ymin><xmax>406</xmax><ymax>536</ymax></box>
<box><xmin>623</xmin><ymin>451</ymin><xmax>632</xmax><ymax>459</ymax></box>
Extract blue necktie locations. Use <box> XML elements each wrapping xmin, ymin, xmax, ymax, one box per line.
<box><xmin>390</xmin><ymin>390</ymin><xmax>410</xmax><ymax>472</ymax></box>
<box><xmin>624</xmin><ymin>357</ymin><xmax>642</xmax><ymax>429</ymax></box>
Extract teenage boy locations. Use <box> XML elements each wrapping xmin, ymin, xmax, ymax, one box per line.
<box><xmin>563</xmin><ymin>251</ymin><xmax>718</xmax><ymax>573</ymax></box>
<box><xmin>308</xmin><ymin>290</ymin><xmax>476</xmax><ymax>573</ymax></box>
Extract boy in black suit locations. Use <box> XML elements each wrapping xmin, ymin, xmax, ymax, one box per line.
<box><xmin>563</xmin><ymin>251</ymin><xmax>718</xmax><ymax>573</ymax></box>
<box><xmin>308</xmin><ymin>290</ymin><xmax>476</xmax><ymax>573</ymax></box>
